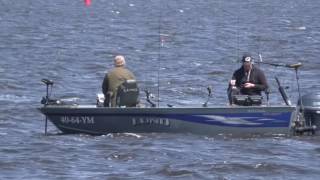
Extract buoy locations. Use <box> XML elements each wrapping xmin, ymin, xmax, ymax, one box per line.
<box><xmin>84</xmin><ymin>0</ymin><xmax>91</xmax><ymax>6</ymax></box>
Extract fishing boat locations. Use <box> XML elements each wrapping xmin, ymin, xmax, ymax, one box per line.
<box><xmin>38</xmin><ymin>62</ymin><xmax>319</xmax><ymax>136</ymax></box>
<box><xmin>39</xmin><ymin>104</ymin><xmax>297</xmax><ymax>136</ymax></box>
<box><xmin>37</xmin><ymin>82</ymin><xmax>304</xmax><ymax>136</ymax></box>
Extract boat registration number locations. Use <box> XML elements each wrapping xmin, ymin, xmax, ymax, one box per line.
<box><xmin>132</xmin><ymin>117</ymin><xmax>170</xmax><ymax>126</ymax></box>
<box><xmin>60</xmin><ymin>116</ymin><xmax>95</xmax><ymax>124</ymax></box>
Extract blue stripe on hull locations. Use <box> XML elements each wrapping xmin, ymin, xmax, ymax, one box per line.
<box><xmin>76</xmin><ymin>112</ymin><xmax>292</xmax><ymax>128</ymax></box>
<box><xmin>162</xmin><ymin>112</ymin><xmax>292</xmax><ymax>128</ymax></box>
<box><xmin>50</xmin><ymin>111</ymin><xmax>293</xmax><ymax>129</ymax></box>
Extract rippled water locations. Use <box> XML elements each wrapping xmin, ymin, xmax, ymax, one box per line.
<box><xmin>1</xmin><ymin>0</ymin><xmax>320</xmax><ymax>179</ymax></box>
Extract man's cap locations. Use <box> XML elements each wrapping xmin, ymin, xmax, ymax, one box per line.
<box><xmin>114</xmin><ymin>55</ymin><xmax>126</xmax><ymax>67</ymax></box>
<box><xmin>242</xmin><ymin>53</ymin><xmax>253</xmax><ymax>63</ymax></box>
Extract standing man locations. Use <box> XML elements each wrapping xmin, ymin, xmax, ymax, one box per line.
<box><xmin>228</xmin><ymin>53</ymin><xmax>268</xmax><ymax>105</ymax></box>
<box><xmin>102</xmin><ymin>55</ymin><xmax>136</xmax><ymax>107</ymax></box>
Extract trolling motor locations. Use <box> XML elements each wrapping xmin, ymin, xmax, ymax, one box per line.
<box><xmin>40</xmin><ymin>78</ymin><xmax>54</xmax><ymax>136</ymax></box>
<box><xmin>203</xmin><ymin>86</ymin><xmax>212</xmax><ymax>107</ymax></box>
<box><xmin>257</xmin><ymin>56</ymin><xmax>301</xmax><ymax>106</ymax></box>
<box><xmin>41</xmin><ymin>79</ymin><xmax>54</xmax><ymax>105</ymax></box>
<box><xmin>40</xmin><ymin>79</ymin><xmax>66</xmax><ymax>106</ymax></box>
<box><xmin>280</xmin><ymin>63</ymin><xmax>317</xmax><ymax>135</ymax></box>
<box><xmin>257</xmin><ymin>57</ymin><xmax>317</xmax><ymax>135</ymax></box>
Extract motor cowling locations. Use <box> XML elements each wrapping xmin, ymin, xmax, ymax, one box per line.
<box><xmin>299</xmin><ymin>92</ymin><xmax>320</xmax><ymax>131</ymax></box>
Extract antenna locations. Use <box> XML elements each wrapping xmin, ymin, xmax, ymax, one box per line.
<box><xmin>236</xmin><ymin>13</ymin><xmax>239</xmax><ymax>63</ymax></box>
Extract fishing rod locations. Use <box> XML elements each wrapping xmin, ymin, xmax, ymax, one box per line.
<box><xmin>236</xmin><ymin>55</ymin><xmax>302</xmax><ymax>69</ymax></box>
<box><xmin>275</xmin><ymin>76</ymin><xmax>292</xmax><ymax>106</ymax></box>
<box><xmin>144</xmin><ymin>90</ymin><xmax>156</xmax><ymax>107</ymax></box>
<box><xmin>258</xmin><ymin>61</ymin><xmax>303</xmax><ymax>69</ymax></box>
<box><xmin>256</xmin><ymin>54</ymin><xmax>303</xmax><ymax>69</ymax></box>
<box><xmin>156</xmin><ymin>1</ymin><xmax>163</xmax><ymax>108</ymax></box>
<box><xmin>202</xmin><ymin>86</ymin><xmax>212</xmax><ymax>107</ymax></box>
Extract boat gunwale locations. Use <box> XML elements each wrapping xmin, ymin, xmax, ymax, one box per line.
<box><xmin>38</xmin><ymin>105</ymin><xmax>297</xmax><ymax>115</ymax></box>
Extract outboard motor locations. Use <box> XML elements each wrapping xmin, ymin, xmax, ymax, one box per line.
<box><xmin>298</xmin><ymin>93</ymin><xmax>320</xmax><ymax>132</ymax></box>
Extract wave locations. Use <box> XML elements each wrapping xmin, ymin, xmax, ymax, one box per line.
<box><xmin>0</xmin><ymin>94</ymin><xmax>33</xmax><ymax>103</ymax></box>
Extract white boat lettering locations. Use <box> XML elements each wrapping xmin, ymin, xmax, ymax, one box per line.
<box><xmin>247</xmin><ymin>109</ymin><xmax>266</xmax><ymax>113</ymax></box>
<box><xmin>132</xmin><ymin>117</ymin><xmax>170</xmax><ymax>126</ymax></box>
<box><xmin>60</xmin><ymin>116</ymin><xmax>95</xmax><ymax>124</ymax></box>
<box><xmin>262</xmin><ymin>112</ymin><xmax>281</xmax><ymax>116</ymax></box>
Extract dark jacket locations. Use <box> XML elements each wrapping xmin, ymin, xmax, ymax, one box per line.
<box><xmin>102</xmin><ymin>67</ymin><xmax>136</xmax><ymax>107</ymax></box>
<box><xmin>231</xmin><ymin>65</ymin><xmax>268</xmax><ymax>95</ymax></box>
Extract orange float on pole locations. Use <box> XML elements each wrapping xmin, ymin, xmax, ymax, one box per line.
<box><xmin>84</xmin><ymin>0</ymin><xmax>91</xmax><ymax>6</ymax></box>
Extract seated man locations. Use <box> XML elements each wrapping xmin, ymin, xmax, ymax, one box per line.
<box><xmin>102</xmin><ymin>55</ymin><xmax>138</xmax><ymax>107</ymax></box>
<box><xmin>228</xmin><ymin>53</ymin><xmax>268</xmax><ymax>105</ymax></box>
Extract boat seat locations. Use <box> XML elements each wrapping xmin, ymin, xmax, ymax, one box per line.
<box><xmin>228</xmin><ymin>86</ymin><xmax>267</xmax><ymax>106</ymax></box>
<box><xmin>116</xmin><ymin>80</ymin><xmax>139</xmax><ymax>107</ymax></box>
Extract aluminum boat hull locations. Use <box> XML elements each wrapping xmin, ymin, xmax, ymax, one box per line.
<box><xmin>38</xmin><ymin>105</ymin><xmax>297</xmax><ymax>136</ymax></box>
